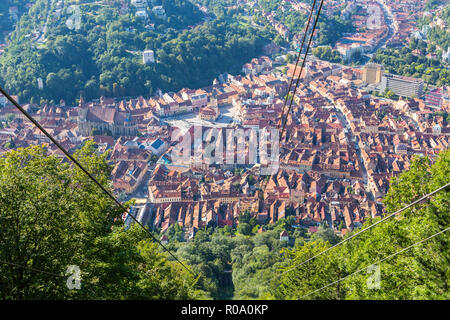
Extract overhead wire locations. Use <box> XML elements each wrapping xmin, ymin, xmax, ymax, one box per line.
<box><xmin>0</xmin><ymin>0</ymin><xmax>325</xmax><ymax>288</ymax></box>
<box><xmin>278</xmin><ymin>181</ymin><xmax>449</xmax><ymax>273</ymax></box>
<box><xmin>264</xmin><ymin>181</ymin><xmax>450</xmax><ymax>291</ymax></box>
<box><xmin>279</xmin><ymin>0</ymin><xmax>324</xmax><ymax>142</ymax></box>
<box><xmin>298</xmin><ymin>226</ymin><xmax>450</xmax><ymax>299</ymax></box>
<box><xmin>0</xmin><ymin>86</ymin><xmax>198</xmax><ymax>278</ymax></box>
<box><xmin>0</xmin><ymin>260</ymin><xmax>66</xmax><ymax>278</ymax></box>
<box><xmin>255</xmin><ymin>0</ymin><xmax>449</xmax><ymax>295</ymax></box>
<box><xmin>277</xmin><ymin>0</ymin><xmax>318</xmax><ymax>130</ymax></box>
<box><xmin>259</xmin><ymin>0</ymin><xmax>325</xmax><ymax>200</ymax></box>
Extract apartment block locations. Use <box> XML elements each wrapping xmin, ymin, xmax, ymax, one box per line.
<box><xmin>381</xmin><ymin>74</ymin><xmax>424</xmax><ymax>98</ymax></box>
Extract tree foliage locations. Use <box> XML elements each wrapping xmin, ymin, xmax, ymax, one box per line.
<box><xmin>0</xmin><ymin>0</ymin><xmax>271</xmax><ymax>105</ymax></box>
<box><xmin>371</xmin><ymin>40</ymin><xmax>449</xmax><ymax>86</ymax></box>
<box><xmin>0</xmin><ymin>142</ymin><xmax>204</xmax><ymax>299</ymax></box>
<box><xmin>312</xmin><ymin>46</ymin><xmax>343</xmax><ymax>63</ymax></box>
<box><xmin>272</xmin><ymin>150</ymin><xmax>450</xmax><ymax>300</ymax></box>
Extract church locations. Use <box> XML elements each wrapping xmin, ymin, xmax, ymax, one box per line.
<box><xmin>77</xmin><ymin>96</ymin><xmax>137</xmax><ymax>137</ymax></box>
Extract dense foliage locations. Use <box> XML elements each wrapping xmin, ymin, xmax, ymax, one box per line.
<box><xmin>256</xmin><ymin>0</ymin><xmax>353</xmax><ymax>47</ymax></box>
<box><xmin>0</xmin><ymin>0</ymin><xmax>272</xmax><ymax>105</ymax></box>
<box><xmin>160</xmin><ymin>214</ymin><xmax>337</xmax><ymax>299</ymax></box>
<box><xmin>312</xmin><ymin>46</ymin><xmax>343</xmax><ymax>63</ymax></box>
<box><xmin>0</xmin><ymin>0</ymin><xmax>357</xmax><ymax>105</ymax></box>
<box><xmin>427</xmin><ymin>6</ymin><xmax>450</xmax><ymax>50</ymax></box>
<box><xmin>371</xmin><ymin>39</ymin><xmax>450</xmax><ymax>87</ymax></box>
<box><xmin>1</xmin><ymin>143</ymin><xmax>448</xmax><ymax>300</ymax></box>
<box><xmin>316</xmin><ymin>15</ymin><xmax>354</xmax><ymax>47</ymax></box>
<box><xmin>0</xmin><ymin>142</ymin><xmax>205</xmax><ymax>299</ymax></box>
<box><xmin>425</xmin><ymin>0</ymin><xmax>447</xmax><ymax>11</ymax></box>
<box><xmin>0</xmin><ymin>0</ymin><xmax>35</xmax><ymax>37</ymax></box>
<box><xmin>272</xmin><ymin>150</ymin><xmax>449</xmax><ymax>300</ymax></box>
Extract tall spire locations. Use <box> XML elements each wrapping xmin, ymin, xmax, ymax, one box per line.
<box><xmin>79</xmin><ymin>93</ymin><xmax>85</xmax><ymax>107</ymax></box>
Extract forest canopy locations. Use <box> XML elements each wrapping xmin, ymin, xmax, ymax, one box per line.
<box><xmin>0</xmin><ymin>143</ymin><xmax>206</xmax><ymax>299</ymax></box>
<box><xmin>0</xmin><ymin>0</ymin><xmax>273</xmax><ymax>105</ymax></box>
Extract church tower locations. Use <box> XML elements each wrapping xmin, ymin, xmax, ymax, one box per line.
<box><xmin>210</xmin><ymin>93</ymin><xmax>219</xmax><ymax>118</ymax></box>
<box><xmin>78</xmin><ymin>94</ymin><xmax>89</xmax><ymax>136</ymax></box>
<box><xmin>78</xmin><ymin>94</ymin><xmax>88</xmax><ymax>120</ymax></box>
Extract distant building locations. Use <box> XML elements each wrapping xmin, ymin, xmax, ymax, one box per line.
<box><xmin>148</xmin><ymin>138</ymin><xmax>167</xmax><ymax>156</ymax></box>
<box><xmin>143</xmin><ymin>50</ymin><xmax>155</xmax><ymax>64</ymax></box>
<box><xmin>425</xmin><ymin>87</ymin><xmax>448</xmax><ymax>108</ymax></box>
<box><xmin>199</xmin><ymin>95</ymin><xmax>220</xmax><ymax>121</ymax></box>
<box><xmin>190</xmin><ymin>93</ymin><xmax>208</xmax><ymax>108</ymax></box>
<box><xmin>411</xmin><ymin>30</ymin><xmax>425</xmax><ymax>40</ymax></box>
<box><xmin>432</xmin><ymin>124</ymin><xmax>442</xmax><ymax>134</ymax></box>
<box><xmin>279</xmin><ymin>230</ymin><xmax>289</xmax><ymax>241</ymax></box>
<box><xmin>77</xmin><ymin>96</ymin><xmax>138</xmax><ymax>137</ymax></box>
<box><xmin>160</xmin><ymin>235</ymin><xmax>169</xmax><ymax>245</ymax></box>
<box><xmin>152</xmin><ymin>6</ymin><xmax>166</xmax><ymax>20</ymax></box>
<box><xmin>135</xmin><ymin>10</ymin><xmax>148</xmax><ymax>19</ymax></box>
<box><xmin>442</xmin><ymin>47</ymin><xmax>450</xmax><ymax>63</ymax></box>
<box><xmin>381</xmin><ymin>74</ymin><xmax>424</xmax><ymax>98</ymax></box>
<box><xmin>336</xmin><ymin>43</ymin><xmax>363</xmax><ymax>62</ymax></box>
<box><xmin>131</xmin><ymin>0</ymin><xmax>146</xmax><ymax>8</ymax></box>
<box><xmin>124</xmin><ymin>201</ymin><xmax>151</xmax><ymax>230</ymax></box>
<box><xmin>362</xmin><ymin>63</ymin><xmax>384</xmax><ymax>84</ymax></box>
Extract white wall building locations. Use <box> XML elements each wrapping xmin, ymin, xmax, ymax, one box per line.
<box><xmin>143</xmin><ymin>50</ymin><xmax>155</xmax><ymax>64</ymax></box>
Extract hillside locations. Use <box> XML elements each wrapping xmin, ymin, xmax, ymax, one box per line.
<box><xmin>0</xmin><ymin>0</ymin><xmax>273</xmax><ymax>105</ymax></box>
<box><xmin>0</xmin><ymin>0</ymin><xmax>355</xmax><ymax>106</ymax></box>
<box><xmin>0</xmin><ymin>0</ymin><xmax>37</xmax><ymax>40</ymax></box>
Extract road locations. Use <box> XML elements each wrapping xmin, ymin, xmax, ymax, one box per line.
<box><xmin>36</xmin><ymin>0</ymin><xmax>56</xmax><ymax>44</ymax></box>
<box><xmin>361</xmin><ymin>0</ymin><xmax>397</xmax><ymax>65</ymax></box>
<box><xmin>308</xmin><ymin>85</ymin><xmax>370</xmax><ymax>188</ymax></box>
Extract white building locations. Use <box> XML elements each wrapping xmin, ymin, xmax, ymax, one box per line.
<box><xmin>143</xmin><ymin>50</ymin><xmax>155</xmax><ymax>64</ymax></box>
<box><xmin>152</xmin><ymin>6</ymin><xmax>166</xmax><ymax>20</ymax></box>
<box><xmin>148</xmin><ymin>138</ymin><xmax>167</xmax><ymax>156</ymax></box>
<box><xmin>432</xmin><ymin>124</ymin><xmax>442</xmax><ymax>134</ymax></box>
<box><xmin>442</xmin><ymin>47</ymin><xmax>450</xmax><ymax>63</ymax></box>
<box><xmin>280</xmin><ymin>230</ymin><xmax>289</xmax><ymax>241</ymax></box>
<box><xmin>136</xmin><ymin>10</ymin><xmax>148</xmax><ymax>19</ymax></box>
<box><xmin>131</xmin><ymin>0</ymin><xmax>146</xmax><ymax>9</ymax></box>
<box><xmin>381</xmin><ymin>74</ymin><xmax>424</xmax><ymax>98</ymax></box>
<box><xmin>336</xmin><ymin>43</ymin><xmax>364</xmax><ymax>62</ymax></box>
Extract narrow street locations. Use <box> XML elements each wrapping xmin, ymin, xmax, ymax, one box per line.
<box><xmin>308</xmin><ymin>86</ymin><xmax>370</xmax><ymax>189</ymax></box>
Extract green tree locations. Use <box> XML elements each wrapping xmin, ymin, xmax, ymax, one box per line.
<box><xmin>310</xmin><ymin>224</ymin><xmax>340</xmax><ymax>245</ymax></box>
<box><xmin>237</xmin><ymin>222</ymin><xmax>252</xmax><ymax>236</ymax></box>
<box><xmin>0</xmin><ymin>143</ymin><xmax>203</xmax><ymax>299</ymax></box>
<box><xmin>273</xmin><ymin>150</ymin><xmax>449</xmax><ymax>300</ymax></box>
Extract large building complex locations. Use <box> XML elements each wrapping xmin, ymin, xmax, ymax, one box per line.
<box><xmin>143</xmin><ymin>50</ymin><xmax>155</xmax><ymax>64</ymax></box>
<box><xmin>77</xmin><ymin>96</ymin><xmax>138</xmax><ymax>137</ymax></box>
<box><xmin>381</xmin><ymin>74</ymin><xmax>424</xmax><ymax>98</ymax></box>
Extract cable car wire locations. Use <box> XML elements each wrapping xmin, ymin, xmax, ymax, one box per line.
<box><xmin>277</xmin><ymin>0</ymin><xmax>318</xmax><ymax>130</ymax></box>
<box><xmin>0</xmin><ymin>260</ymin><xmax>66</xmax><ymax>278</ymax></box>
<box><xmin>297</xmin><ymin>226</ymin><xmax>450</xmax><ymax>299</ymax></box>
<box><xmin>264</xmin><ymin>181</ymin><xmax>450</xmax><ymax>290</ymax></box>
<box><xmin>279</xmin><ymin>0</ymin><xmax>324</xmax><ymax>142</ymax></box>
<box><xmin>0</xmin><ymin>86</ymin><xmax>197</xmax><ymax>278</ymax></box>
<box><xmin>260</xmin><ymin>0</ymin><xmax>325</xmax><ymax>199</ymax></box>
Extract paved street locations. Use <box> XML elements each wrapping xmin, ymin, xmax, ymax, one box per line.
<box><xmin>164</xmin><ymin>105</ymin><xmax>240</xmax><ymax>133</ymax></box>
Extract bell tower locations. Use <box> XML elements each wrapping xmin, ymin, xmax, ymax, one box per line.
<box><xmin>78</xmin><ymin>94</ymin><xmax>88</xmax><ymax>120</ymax></box>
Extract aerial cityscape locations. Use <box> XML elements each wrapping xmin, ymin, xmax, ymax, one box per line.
<box><xmin>0</xmin><ymin>0</ymin><xmax>448</xmax><ymax>302</ymax></box>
